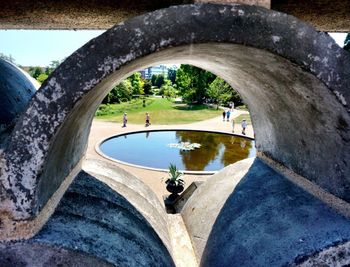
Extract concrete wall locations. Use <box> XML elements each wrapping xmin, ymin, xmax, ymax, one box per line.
<box><xmin>0</xmin><ymin>0</ymin><xmax>349</xmax><ymax>31</ymax></box>
<box><xmin>0</xmin><ymin>3</ymin><xmax>349</xmax><ymax>240</ymax></box>
<box><xmin>0</xmin><ymin>59</ymin><xmax>37</xmax><ymax>145</ymax></box>
<box><xmin>181</xmin><ymin>158</ymin><xmax>255</xmax><ymax>259</ymax></box>
<box><xmin>181</xmin><ymin>158</ymin><xmax>350</xmax><ymax>266</ymax></box>
<box><xmin>0</xmin><ymin>159</ymin><xmax>174</xmax><ymax>266</ymax></box>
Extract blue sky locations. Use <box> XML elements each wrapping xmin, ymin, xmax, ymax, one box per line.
<box><xmin>0</xmin><ymin>30</ymin><xmax>347</xmax><ymax>67</ymax></box>
<box><xmin>0</xmin><ymin>30</ymin><xmax>104</xmax><ymax>66</ymax></box>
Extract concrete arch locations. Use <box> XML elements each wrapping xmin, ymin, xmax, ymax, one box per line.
<box><xmin>0</xmin><ymin>59</ymin><xmax>38</xmax><ymax>143</ymax></box>
<box><xmin>0</xmin><ymin>3</ymin><xmax>349</xmax><ymax>235</ymax></box>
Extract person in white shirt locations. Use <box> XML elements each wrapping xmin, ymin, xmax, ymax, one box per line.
<box><xmin>241</xmin><ymin>119</ymin><xmax>247</xmax><ymax>135</ymax></box>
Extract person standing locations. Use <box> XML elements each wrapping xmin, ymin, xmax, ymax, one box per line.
<box><xmin>231</xmin><ymin>118</ymin><xmax>235</xmax><ymax>133</ymax></box>
<box><xmin>226</xmin><ymin>110</ymin><xmax>231</xmax><ymax>122</ymax></box>
<box><xmin>231</xmin><ymin>102</ymin><xmax>235</xmax><ymax>111</ymax></box>
<box><xmin>241</xmin><ymin>119</ymin><xmax>247</xmax><ymax>135</ymax></box>
<box><xmin>222</xmin><ymin>110</ymin><xmax>226</xmax><ymax>121</ymax></box>
<box><xmin>122</xmin><ymin>113</ymin><xmax>127</xmax><ymax>127</ymax></box>
<box><xmin>145</xmin><ymin>112</ymin><xmax>151</xmax><ymax>127</ymax></box>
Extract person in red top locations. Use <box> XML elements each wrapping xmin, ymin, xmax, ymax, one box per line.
<box><xmin>145</xmin><ymin>112</ymin><xmax>151</xmax><ymax>127</ymax></box>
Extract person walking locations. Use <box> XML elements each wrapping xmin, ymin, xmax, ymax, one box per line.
<box><xmin>241</xmin><ymin>119</ymin><xmax>247</xmax><ymax>135</ymax></box>
<box><xmin>145</xmin><ymin>112</ymin><xmax>151</xmax><ymax>127</ymax></box>
<box><xmin>226</xmin><ymin>110</ymin><xmax>231</xmax><ymax>122</ymax></box>
<box><xmin>122</xmin><ymin>113</ymin><xmax>127</xmax><ymax>127</ymax></box>
<box><xmin>231</xmin><ymin>118</ymin><xmax>235</xmax><ymax>133</ymax></box>
<box><xmin>222</xmin><ymin>110</ymin><xmax>226</xmax><ymax>121</ymax></box>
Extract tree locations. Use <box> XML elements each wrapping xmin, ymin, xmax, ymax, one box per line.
<box><xmin>29</xmin><ymin>67</ymin><xmax>44</xmax><ymax>79</ymax></box>
<box><xmin>167</xmin><ymin>68</ymin><xmax>177</xmax><ymax>84</ymax></box>
<box><xmin>159</xmin><ymin>80</ymin><xmax>177</xmax><ymax>98</ymax></box>
<box><xmin>0</xmin><ymin>53</ymin><xmax>15</xmax><ymax>63</ymax></box>
<box><xmin>37</xmin><ymin>73</ymin><xmax>49</xmax><ymax>84</ymax></box>
<box><xmin>128</xmin><ymin>72</ymin><xmax>144</xmax><ymax>95</ymax></box>
<box><xmin>151</xmin><ymin>74</ymin><xmax>157</xmax><ymax>86</ymax></box>
<box><xmin>143</xmin><ymin>79</ymin><xmax>152</xmax><ymax>95</ymax></box>
<box><xmin>208</xmin><ymin>77</ymin><xmax>243</xmax><ymax>108</ymax></box>
<box><xmin>344</xmin><ymin>33</ymin><xmax>350</xmax><ymax>52</ymax></box>
<box><xmin>175</xmin><ymin>67</ymin><xmax>192</xmax><ymax>100</ymax></box>
<box><xmin>154</xmin><ymin>74</ymin><xmax>165</xmax><ymax>88</ymax></box>
<box><xmin>103</xmin><ymin>79</ymin><xmax>133</xmax><ymax>104</ymax></box>
<box><xmin>207</xmin><ymin>77</ymin><xmax>232</xmax><ymax>109</ymax></box>
<box><xmin>45</xmin><ymin>60</ymin><xmax>61</xmax><ymax>75</ymax></box>
<box><xmin>175</xmin><ymin>64</ymin><xmax>215</xmax><ymax>104</ymax></box>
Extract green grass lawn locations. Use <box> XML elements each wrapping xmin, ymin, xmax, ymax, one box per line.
<box><xmin>234</xmin><ymin>114</ymin><xmax>252</xmax><ymax>124</ymax></box>
<box><xmin>95</xmin><ymin>97</ymin><xmax>222</xmax><ymax>124</ymax></box>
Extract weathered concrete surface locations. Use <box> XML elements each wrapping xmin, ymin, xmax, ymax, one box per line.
<box><xmin>181</xmin><ymin>157</ymin><xmax>255</xmax><ymax>259</ymax></box>
<box><xmin>1</xmin><ymin>4</ymin><xmax>350</xmax><ymax>238</ymax></box>
<box><xmin>195</xmin><ymin>0</ymin><xmax>270</xmax><ymax>9</ymax></box>
<box><xmin>181</xmin><ymin>158</ymin><xmax>350</xmax><ymax>266</ymax></box>
<box><xmin>0</xmin><ymin>243</ymin><xmax>113</xmax><ymax>267</ymax></box>
<box><xmin>0</xmin><ymin>0</ymin><xmax>349</xmax><ymax>31</ymax></box>
<box><xmin>168</xmin><ymin>214</ymin><xmax>198</xmax><ymax>267</ymax></box>
<box><xmin>0</xmin><ymin>59</ymin><xmax>38</xmax><ymax>144</ymax></box>
<box><xmin>0</xmin><ymin>167</ymin><xmax>174</xmax><ymax>266</ymax></box>
<box><xmin>82</xmin><ymin>159</ymin><xmax>173</xmax><ymax>253</ymax></box>
<box><xmin>272</xmin><ymin>0</ymin><xmax>350</xmax><ymax>32</ymax></box>
<box><xmin>291</xmin><ymin>240</ymin><xmax>350</xmax><ymax>266</ymax></box>
<box><xmin>0</xmin><ymin>0</ymin><xmax>187</xmax><ymax>30</ymax></box>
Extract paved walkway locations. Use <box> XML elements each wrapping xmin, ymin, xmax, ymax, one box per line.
<box><xmin>85</xmin><ymin>109</ymin><xmax>254</xmax><ymax>201</ymax></box>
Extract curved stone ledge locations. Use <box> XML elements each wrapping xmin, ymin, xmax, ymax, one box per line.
<box><xmin>82</xmin><ymin>159</ymin><xmax>173</xmax><ymax>253</ymax></box>
<box><xmin>0</xmin><ymin>165</ymin><xmax>174</xmax><ymax>266</ymax></box>
<box><xmin>0</xmin><ymin>59</ymin><xmax>38</xmax><ymax>144</ymax></box>
<box><xmin>181</xmin><ymin>158</ymin><xmax>350</xmax><ymax>266</ymax></box>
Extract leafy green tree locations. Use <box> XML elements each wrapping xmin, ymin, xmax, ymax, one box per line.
<box><xmin>175</xmin><ymin>67</ymin><xmax>192</xmax><ymax>100</ymax></box>
<box><xmin>167</xmin><ymin>68</ymin><xmax>177</xmax><ymax>84</ymax></box>
<box><xmin>45</xmin><ymin>60</ymin><xmax>62</xmax><ymax>75</ymax></box>
<box><xmin>231</xmin><ymin>90</ymin><xmax>244</xmax><ymax>107</ymax></box>
<box><xmin>344</xmin><ymin>33</ymin><xmax>350</xmax><ymax>52</ymax></box>
<box><xmin>103</xmin><ymin>79</ymin><xmax>133</xmax><ymax>104</ymax></box>
<box><xmin>208</xmin><ymin>77</ymin><xmax>243</xmax><ymax>108</ymax></box>
<box><xmin>159</xmin><ymin>80</ymin><xmax>177</xmax><ymax>98</ymax></box>
<box><xmin>175</xmin><ymin>64</ymin><xmax>215</xmax><ymax>104</ymax></box>
<box><xmin>29</xmin><ymin>67</ymin><xmax>44</xmax><ymax>79</ymax></box>
<box><xmin>154</xmin><ymin>74</ymin><xmax>165</xmax><ymax>88</ymax></box>
<box><xmin>143</xmin><ymin>79</ymin><xmax>152</xmax><ymax>95</ymax></box>
<box><xmin>128</xmin><ymin>72</ymin><xmax>144</xmax><ymax>95</ymax></box>
<box><xmin>207</xmin><ymin>77</ymin><xmax>232</xmax><ymax>109</ymax></box>
<box><xmin>151</xmin><ymin>74</ymin><xmax>157</xmax><ymax>86</ymax></box>
<box><xmin>37</xmin><ymin>73</ymin><xmax>49</xmax><ymax>84</ymax></box>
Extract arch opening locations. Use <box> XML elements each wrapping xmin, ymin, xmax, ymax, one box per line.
<box><xmin>37</xmin><ymin>43</ymin><xmax>350</xmax><ymax>210</ymax></box>
<box><xmin>0</xmin><ymin>3</ymin><xmax>349</xmax><ymax>237</ymax></box>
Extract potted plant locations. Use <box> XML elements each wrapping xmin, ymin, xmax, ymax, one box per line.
<box><xmin>165</xmin><ymin>164</ymin><xmax>185</xmax><ymax>199</ymax></box>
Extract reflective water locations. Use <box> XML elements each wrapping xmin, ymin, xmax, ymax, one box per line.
<box><xmin>100</xmin><ymin>130</ymin><xmax>256</xmax><ymax>171</ymax></box>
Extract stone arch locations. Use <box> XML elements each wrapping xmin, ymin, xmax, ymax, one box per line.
<box><xmin>0</xmin><ymin>3</ymin><xmax>349</xmax><ymax>237</ymax></box>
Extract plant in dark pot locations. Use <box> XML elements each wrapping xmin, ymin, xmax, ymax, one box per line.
<box><xmin>165</xmin><ymin>164</ymin><xmax>185</xmax><ymax>201</ymax></box>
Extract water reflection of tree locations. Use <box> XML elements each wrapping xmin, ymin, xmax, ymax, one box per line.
<box><xmin>175</xmin><ymin>131</ymin><xmax>253</xmax><ymax>170</ymax></box>
<box><xmin>221</xmin><ymin>136</ymin><xmax>251</xmax><ymax>166</ymax></box>
<box><xmin>175</xmin><ymin>131</ymin><xmax>222</xmax><ymax>171</ymax></box>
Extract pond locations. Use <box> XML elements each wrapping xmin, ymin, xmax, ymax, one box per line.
<box><xmin>98</xmin><ymin>130</ymin><xmax>256</xmax><ymax>172</ymax></box>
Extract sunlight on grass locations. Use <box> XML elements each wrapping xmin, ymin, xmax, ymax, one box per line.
<box><xmin>234</xmin><ymin>114</ymin><xmax>252</xmax><ymax>124</ymax></box>
<box><xmin>95</xmin><ymin>97</ymin><xmax>222</xmax><ymax>124</ymax></box>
